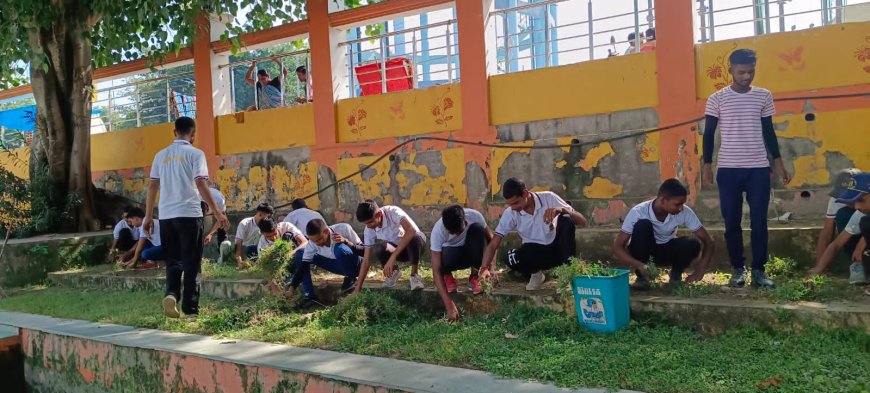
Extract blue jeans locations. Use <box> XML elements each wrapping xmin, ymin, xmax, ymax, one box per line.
<box><xmin>717</xmin><ymin>167</ymin><xmax>771</xmax><ymax>271</ymax></box>
<box><xmin>290</xmin><ymin>244</ymin><xmax>362</xmax><ymax>299</ymax></box>
<box><xmin>140</xmin><ymin>241</ymin><xmax>164</xmax><ymax>261</ymax></box>
<box><xmin>244</xmin><ymin>245</ymin><xmax>258</xmax><ymax>259</ymax></box>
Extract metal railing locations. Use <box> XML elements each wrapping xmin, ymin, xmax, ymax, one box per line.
<box><xmin>221</xmin><ymin>49</ymin><xmax>311</xmax><ymax>112</ymax></box>
<box><xmin>340</xmin><ymin>19</ymin><xmax>460</xmax><ymax>98</ymax></box>
<box><xmin>91</xmin><ymin>72</ymin><xmax>196</xmax><ymax>134</ymax></box>
<box><xmin>492</xmin><ymin>0</ymin><xmax>656</xmax><ymax>74</ymax></box>
<box><xmin>697</xmin><ymin>0</ymin><xmax>868</xmax><ymax>43</ymax></box>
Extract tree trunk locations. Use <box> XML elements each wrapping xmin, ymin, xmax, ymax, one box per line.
<box><xmin>27</xmin><ymin>3</ymin><xmax>100</xmax><ymax>233</ymax></box>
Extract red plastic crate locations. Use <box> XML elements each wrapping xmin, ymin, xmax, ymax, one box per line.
<box><xmin>354</xmin><ymin>58</ymin><xmax>413</xmax><ymax>96</ymax></box>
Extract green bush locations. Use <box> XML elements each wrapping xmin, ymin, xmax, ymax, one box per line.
<box><xmin>766</xmin><ymin>256</ymin><xmax>798</xmax><ymax>279</ymax></box>
<box><xmin>254</xmin><ymin>239</ymin><xmax>294</xmax><ymax>282</ymax></box>
<box><xmin>320</xmin><ymin>291</ymin><xmax>421</xmax><ymax>327</ymax></box>
<box><xmin>552</xmin><ymin>258</ymin><xmax>620</xmax><ymax>301</ymax></box>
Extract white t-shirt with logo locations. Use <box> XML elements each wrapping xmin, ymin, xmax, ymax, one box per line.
<box><xmin>621</xmin><ymin>199</ymin><xmax>703</xmax><ymax>244</ymax></box>
<box><xmin>149</xmin><ymin>140</ymin><xmax>209</xmax><ymax>219</ymax></box>
<box><xmin>257</xmin><ymin>222</ymin><xmax>303</xmax><ymax>252</ymax></box>
<box><xmin>283</xmin><ymin>208</ymin><xmax>325</xmax><ymax>236</ymax></box>
<box><xmin>430</xmin><ymin>208</ymin><xmax>488</xmax><ymax>252</ymax></box>
<box><xmin>235</xmin><ymin>217</ymin><xmax>261</xmax><ymax>246</ymax></box>
<box><xmin>363</xmin><ymin>205</ymin><xmax>426</xmax><ymax>247</ymax></box>
<box><xmin>302</xmin><ymin>223</ymin><xmax>362</xmax><ymax>262</ymax></box>
<box><xmin>845</xmin><ymin>211</ymin><xmax>866</xmax><ymax>235</ymax></box>
<box><xmin>494</xmin><ymin>192</ymin><xmax>573</xmax><ymax>245</ymax></box>
<box><xmin>200</xmin><ymin>187</ymin><xmax>226</xmax><ymax>213</ymax></box>
<box><xmin>138</xmin><ymin>220</ymin><xmax>161</xmax><ymax>247</ymax></box>
<box><xmin>825</xmin><ymin>197</ymin><xmax>847</xmax><ymax>219</ymax></box>
<box><xmin>113</xmin><ymin>219</ymin><xmax>140</xmax><ymax>240</ymax></box>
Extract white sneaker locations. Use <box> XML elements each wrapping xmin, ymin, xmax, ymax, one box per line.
<box><xmin>526</xmin><ymin>271</ymin><xmax>546</xmax><ymax>291</ymax></box>
<box><xmin>162</xmin><ymin>295</ymin><xmax>180</xmax><ymax>318</ymax></box>
<box><xmin>383</xmin><ymin>270</ymin><xmax>401</xmax><ymax>288</ymax></box>
<box><xmin>848</xmin><ymin>263</ymin><xmax>868</xmax><ymax>285</ymax></box>
<box><xmin>218</xmin><ymin>241</ymin><xmax>233</xmax><ymax>265</ymax></box>
<box><xmin>409</xmin><ymin>274</ymin><xmax>425</xmax><ymax>291</ymax></box>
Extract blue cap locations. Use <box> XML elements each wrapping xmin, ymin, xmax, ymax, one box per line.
<box><xmin>836</xmin><ymin>172</ymin><xmax>870</xmax><ymax>204</ymax></box>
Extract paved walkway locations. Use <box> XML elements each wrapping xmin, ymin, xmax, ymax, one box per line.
<box><xmin>0</xmin><ymin>311</ymin><xmax>642</xmax><ymax>393</ymax></box>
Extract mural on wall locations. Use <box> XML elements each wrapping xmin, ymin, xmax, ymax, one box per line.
<box><xmin>777</xmin><ymin>46</ymin><xmax>806</xmax><ymax>72</ymax></box>
<box><xmin>704</xmin><ymin>42</ymin><xmax>738</xmax><ymax>91</ymax></box>
<box><xmin>346</xmin><ymin>104</ymin><xmax>368</xmax><ymax>137</ymax></box>
<box><xmin>856</xmin><ymin>35</ymin><xmax>870</xmax><ymax>73</ymax></box>
<box><xmin>431</xmin><ymin>92</ymin><xmax>455</xmax><ymax>128</ymax></box>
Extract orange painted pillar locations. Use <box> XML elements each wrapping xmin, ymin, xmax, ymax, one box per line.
<box><xmin>455</xmin><ymin>0</ymin><xmax>494</xmax><ymax>140</ymax></box>
<box><xmin>307</xmin><ymin>0</ymin><xmax>338</xmax><ymax>148</ymax></box>
<box><xmin>192</xmin><ymin>13</ymin><xmax>219</xmax><ymax>174</ymax></box>
<box><xmin>654</xmin><ymin>0</ymin><xmax>703</xmax><ymax>197</ymax></box>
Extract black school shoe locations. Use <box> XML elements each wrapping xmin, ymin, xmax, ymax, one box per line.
<box><xmin>341</xmin><ymin>277</ymin><xmax>357</xmax><ymax>294</ymax></box>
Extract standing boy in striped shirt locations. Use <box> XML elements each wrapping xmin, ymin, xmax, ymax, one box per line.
<box><xmin>702</xmin><ymin>49</ymin><xmax>791</xmax><ymax>288</ymax></box>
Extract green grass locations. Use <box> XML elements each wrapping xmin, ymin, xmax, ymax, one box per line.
<box><xmin>1</xmin><ymin>287</ymin><xmax>868</xmax><ymax>393</ymax></box>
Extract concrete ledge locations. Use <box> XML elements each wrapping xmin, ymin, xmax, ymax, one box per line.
<box><xmin>0</xmin><ymin>311</ymin><xmax>638</xmax><ymax>393</ymax></box>
<box><xmin>48</xmin><ymin>271</ymin><xmax>269</xmax><ymax>300</ymax></box>
<box><xmin>631</xmin><ymin>296</ymin><xmax>870</xmax><ymax>335</ymax></box>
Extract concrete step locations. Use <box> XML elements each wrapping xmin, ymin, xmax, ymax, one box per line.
<box><xmin>0</xmin><ymin>311</ymin><xmax>637</xmax><ymax>393</ymax></box>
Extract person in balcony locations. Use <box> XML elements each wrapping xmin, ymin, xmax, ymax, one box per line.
<box><xmin>294</xmin><ymin>66</ymin><xmax>313</xmax><ymax>104</ymax></box>
<box><xmin>245</xmin><ymin>56</ymin><xmax>287</xmax><ymax>110</ymax></box>
<box><xmin>480</xmin><ymin>178</ymin><xmax>588</xmax><ymax>291</ymax></box>
<box><xmin>640</xmin><ymin>27</ymin><xmax>656</xmax><ymax>52</ymax></box>
<box><xmin>624</xmin><ymin>31</ymin><xmax>643</xmax><ymax>55</ymax></box>
<box><xmin>702</xmin><ymin>48</ymin><xmax>792</xmax><ymax>289</ymax></box>
<box><xmin>612</xmin><ymin>179</ymin><xmax>715</xmax><ymax>290</ymax></box>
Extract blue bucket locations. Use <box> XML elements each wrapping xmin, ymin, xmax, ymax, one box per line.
<box><xmin>571</xmin><ymin>269</ymin><xmax>630</xmax><ymax>333</ymax></box>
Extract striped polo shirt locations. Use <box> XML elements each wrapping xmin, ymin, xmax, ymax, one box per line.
<box><xmin>704</xmin><ymin>86</ymin><xmax>776</xmax><ymax>169</ymax></box>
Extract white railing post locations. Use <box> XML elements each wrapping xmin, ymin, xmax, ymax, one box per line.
<box><xmin>633</xmin><ymin>0</ymin><xmax>641</xmax><ymax>52</ymax></box>
<box><xmin>166</xmin><ymin>80</ymin><xmax>172</xmax><ymax>122</ymax></box>
<box><xmin>411</xmin><ymin>30</ymin><xmax>418</xmax><ymax>88</ymax></box>
<box><xmin>708</xmin><ymin>0</ymin><xmax>716</xmax><ymax>41</ymax></box>
<box><xmin>544</xmin><ymin>4</ymin><xmax>551</xmax><ymax>67</ymax></box>
<box><xmin>587</xmin><ymin>0</ymin><xmax>594</xmax><ymax>60</ymax></box>
<box><xmin>699</xmin><ymin>0</ymin><xmax>708</xmax><ymax>43</ymax></box>
<box><xmin>447</xmin><ymin>24</ymin><xmax>454</xmax><ymax>82</ymax></box>
<box><xmin>502</xmin><ymin>15</ymin><xmax>510</xmax><ymax>73</ymax></box>
<box><xmin>380</xmin><ymin>37</ymin><xmax>387</xmax><ymax>94</ymax></box>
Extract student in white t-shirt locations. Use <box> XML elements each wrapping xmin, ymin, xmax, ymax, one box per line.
<box><xmin>233</xmin><ymin>203</ymin><xmax>274</xmax><ymax>267</ymax></box>
<box><xmin>481</xmin><ymin>178</ymin><xmax>588</xmax><ymax>291</ymax></box>
<box><xmin>256</xmin><ymin>218</ymin><xmax>306</xmax><ymax>253</ymax></box>
<box><xmin>144</xmin><ymin>117</ymin><xmax>228</xmax><ymax>318</ymax></box>
<box><xmin>286</xmin><ymin>220</ymin><xmax>364</xmax><ymax>306</ymax></box>
<box><xmin>353</xmin><ymin>199</ymin><xmax>427</xmax><ymax>292</ymax></box>
<box><xmin>431</xmin><ymin>205</ymin><xmax>494</xmax><ymax>321</ymax></box>
<box><xmin>120</xmin><ymin>207</ymin><xmax>164</xmax><ymax>269</ymax></box>
<box><xmin>831</xmin><ymin>171</ymin><xmax>870</xmax><ymax>295</ymax></box>
<box><xmin>282</xmin><ymin>198</ymin><xmax>325</xmax><ymax>236</ymax></box>
<box><xmin>702</xmin><ymin>48</ymin><xmax>792</xmax><ymax>289</ymax></box>
<box><xmin>809</xmin><ymin>170</ymin><xmax>867</xmax><ymax>283</ymax></box>
<box><xmin>201</xmin><ymin>187</ymin><xmax>228</xmax><ymax>246</ymax></box>
<box><xmin>110</xmin><ymin>206</ymin><xmax>139</xmax><ymax>262</ymax></box>
<box><xmin>613</xmin><ymin>179</ymin><xmax>716</xmax><ymax>290</ymax></box>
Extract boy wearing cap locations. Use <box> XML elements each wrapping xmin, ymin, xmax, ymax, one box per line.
<box><xmin>809</xmin><ymin>169</ymin><xmax>865</xmax><ymax>284</ymax></box>
<box><xmin>831</xmin><ymin>172</ymin><xmax>870</xmax><ymax>295</ymax></box>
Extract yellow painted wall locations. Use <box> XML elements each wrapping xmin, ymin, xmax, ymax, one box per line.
<box><xmin>91</xmin><ymin>123</ymin><xmax>176</xmax><ymax>171</ymax></box>
<box><xmin>336</xmin><ymin>84</ymin><xmax>462</xmax><ymax>142</ymax></box>
<box><xmin>775</xmin><ymin>107</ymin><xmax>870</xmax><ymax>187</ymax></box>
<box><xmin>0</xmin><ymin>147</ymin><xmax>29</xmax><ymax>179</ymax></box>
<box><xmin>696</xmin><ymin>22</ymin><xmax>870</xmax><ymax>98</ymax></box>
<box><xmin>216</xmin><ymin>105</ymin><xmax>316</xmax><ymax>155</ymax></box>
<box><xmin>489</xmin><ymin>53</ymin><xmax>659</xmax><ymax>126</ymax></box>
<box><xmin>337</xmin><ymin>148</ymin><xmax>467</xmax><ymax>206</ymax></box>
